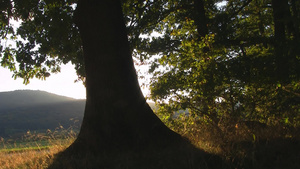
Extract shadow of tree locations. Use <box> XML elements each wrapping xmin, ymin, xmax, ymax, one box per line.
<box><xmin>47</xmin><ymin>133</ymin><xmax>230</xmax><ymax>169</ymax></box>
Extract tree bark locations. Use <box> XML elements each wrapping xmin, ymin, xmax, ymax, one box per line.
<box><xmin>271</xmin><ymin>0</ymin><xmax>290</xmax><ymax>82</ymax></box>
<box><xmin>194</xmin><ymin>0</ymin><xmax>208</xmax><ymax>38</ymax></box>
<box><xmin>47</xmin><ymin>1</ymin><xmax>226</xmax><ymax>168</ymax></box>
<box><xmin>65</xmin><ymin>0</ymin><xmax>177</xmax><ymax>164</ymax></box>
<box><xmin>70</xmin><ymin>0</ymin><xmax>181</xmax><ymax>153</ymax></box>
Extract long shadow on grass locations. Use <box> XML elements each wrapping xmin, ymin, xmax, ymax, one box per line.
<box><xmin>47</xmin><ymin>134</ymin><xmax>232</xmax><ymax>169</ymax></box>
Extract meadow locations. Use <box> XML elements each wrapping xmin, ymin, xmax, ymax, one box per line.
<box><xmin>0</xmin><ymin>120</ymin><xmax>299</xmax><ymax>169</ymax></box>
<box><xmin>0</xmin><ymin>127</ymin><xmax>76</xmax><ymax>169</ymax></box>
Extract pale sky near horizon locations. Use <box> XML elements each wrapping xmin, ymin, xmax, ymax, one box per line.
<box><xmin>0</xmin><ymin>19</ymin><xmax>152</xmax><ymax>100</ymax></box>
<box><xmin>0</xmin><ymin>62</ymin><xmax>151</xmax><ymax>100</ymax></box>
<box><xmin>0</xmin><ymin>63</ymin><xmax>87</xmax><ymax>99</ymax></box>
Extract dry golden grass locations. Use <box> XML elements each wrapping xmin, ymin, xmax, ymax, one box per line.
<box><xmin>0</xmin><ymin>146</ymin><xmax>62</xmax><ymax>169</ymax></box>
<box><xmin>0</xmin><ymin>128</ymin><xmax>75</xmax><ymax>169</ymax></box>
<box><xmin>0</xmin><ymin>139</ymin><xmax>74</xmax><ymax>169</ymax></box>
<box><xmin>159</xmin><ymin>114</ymin><xmax>300</xmax><ymax>169</ymax></box>
<box><xmin>0</xmin><ymin>121</ymin><xmax>299</xmax><ymax>169</ymax></box>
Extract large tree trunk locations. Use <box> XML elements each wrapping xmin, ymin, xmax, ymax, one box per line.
<box><xmin>271</xmin><ymin>0</ymin><xmax>291</xmax><ymax>83</ymax></box>
<box><xmin>194</xmin><ymin>0</ymin><xmax>208</xmax><ymax>38</ymax></box>
<box><xmin>47</xmin><ymin>0</ymin><xmax>225</xmax><ymax>168</ymax></box>
<box><xmin>72</xmin><ymin>0</ymin><xmax>180</xmax><ymax>152</ymax></box>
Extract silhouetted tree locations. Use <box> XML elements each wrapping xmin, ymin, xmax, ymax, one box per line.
<box><xmin>1</xmin><ymin>0</ymin><xmax>225</xmax><ymax>168</ymax></box>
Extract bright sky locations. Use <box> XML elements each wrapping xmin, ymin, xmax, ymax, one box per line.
<box><xmin>0</xmin><ymin>62</ymin><xmax>151</xmax><ymax>99</ymax></box>
<box><xmin>0</xmin><ymin>63</ymin><xmax>87</xmax><ymax>99</ymax></box>
<box><xmin>0</xmin><ymin>20</ymin><xmax>151</xmax><ymax>100</ymax></box>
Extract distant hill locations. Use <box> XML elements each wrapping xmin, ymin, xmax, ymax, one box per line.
<box><xmin>0</xmin><ymin>90</ymin><xmax>76</xmax><ymax>110</ymax></box>
<box><xmin>0</xmin><ymin>90</ymin><xmax>158</xmax><ymax>139</ymax></box>
<box><xmin>0</xmin><ymin>90</ymin><xmax>85</xmax><ymax>138</ymax></box>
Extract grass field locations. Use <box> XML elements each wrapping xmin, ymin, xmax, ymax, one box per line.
<box><xmin>1</xmin><ymin>140</ymin><xmax>52</xmax><ymax>152</ymax></box>
<box><xmin>0</xmin><ymin>128</ymin><xmax>76</xmax><ymax>169</ymax></box>
<box><xmin>0</xmin><ymin>139</ymin><xmax>74</xmax><ymax>153</ymax></box>
<box><xmin>0</xmin><ymin>123</ymin><xmax>299</xmax><ymax>169</ymax></box>
<box><xmin>0</xmin><ymin>137</ymin><xmax>75</xmax><ymax>169</ymax></box>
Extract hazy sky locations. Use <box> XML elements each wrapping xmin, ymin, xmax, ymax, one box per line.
<box><xmin>0</xmin><ymin>20</ymin><xmax>150</xmax><ymax>100</ymax></box>
<box><xmin>0</xmin><ymin>63</ymin><xmax>87</xmax><ymax>99</ymax></box>
<box><xmin>0</xmin><ymin>62</ymin><xmax>150</xmax><ymax>99</ymax></box>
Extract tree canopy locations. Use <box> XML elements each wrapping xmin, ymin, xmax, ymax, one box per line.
<box><xmin>1</xmin><ymin>0</ymin><xmax>300</xmax><ymax>128</ymax></box>
<box><xmin>0</xmin><ymin>0</ymin><xmax>83</xmax><ymax>84</ymax></box>
<box><xmin>124</xmin><ymin>0</ymin><xmax>300</xmax><ymax>129</ymax></box>
<box><xmin>1</xmin><ymin>0</ymin><xmax>300</xmax><ymax>168</ymax></box>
